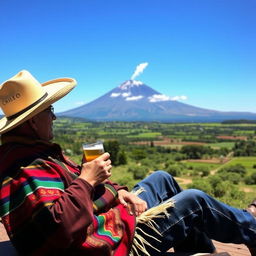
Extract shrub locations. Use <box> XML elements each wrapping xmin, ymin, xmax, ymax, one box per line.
<box><xmin>218</xmin><ymin>172</ymin><xmax>242</xmax><ymax>185</ymax></box>
<box><xmin>187</xmin><ymin>180</ymin><xmax>212</xmax><ymax>194</ymax></box>
<box><xmin>208</xmin><ymin>175</ymin><xmax>222</xmax><ymax>188</ymax></box>
<box><xmin>166</xmin><ymin>165</ymin><xmax>181</xmax><ymax>177</ymax></box>
<box><xmin>181</xmin><ymin>145</ymin><xmax>213</xmax><ymax>159</ymax></box>
<box><xmin>164</xmin><ymin>160</ymin><xmax>176</xmax><ymax>168</ymax></box>
<box><xmin>115</xmin><ymin>175</ymin><xmax>136</xmax><ymax>190</ymax></box>
<box><xmin>218</xmin><ymin>185</ymin><xmax>246</xmax><ymax>208</ymax></box>
<box><xmin>212</xmin><ymin>181</ymin><xmax>229</xmax><ymax>197</ymax></box>
<box><xmin>174</xmin><ymin>153</ymin><xmax>186</xmax><ymax>161</ymax></box>
<box><xmin>117</xmin><ymin>150</ymin><xmax>127</xmax><ymax>165</ymax></box>
<box><xmin>228</xmin><ymin>186</ymin><xmax>245</xmax><ymax>200</ymax></box>
<box><xmin>193</xmin><ymin>166</ymin><xmax>210</xmax><ymax>177</ymax></box>
<box><xmin>218</xmin><ymin>164</ymin><xmax>247</xmax><ymax>177</ymax></box>
<box><xmin>128</xmin><ymin>165</ymin><xmax>148</xmax><ymax>180</ymax></box>
<box><xmin>140</xmin><ymin>158</ymin><xmax>159</xmax><ymax>172</ymax></box>
<box><xmin>244</xmin><ymin>173</ymin><xmax>256</xmax><ymax>185</ymax></box>
<box><xmin>233</xmin><ymin>140</ymin><xmax>256</xmax><ymax>156</ymax></box>
<box><xmin>131</xmin><ymin>149</ymin><xmax>147</xmax><ymax>161</ymax></box>
<box><xmin>104</xmin><ymin>140</ymin><xmax>120</xmax><ymax>165</ymax></box>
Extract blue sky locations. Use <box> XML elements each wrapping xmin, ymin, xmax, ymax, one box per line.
<box><xmin>0</xmin><ymin>0</ymin><xmax>256</xmax><ymax>113</ymax></box>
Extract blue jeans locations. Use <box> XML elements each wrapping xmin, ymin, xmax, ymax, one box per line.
<box><xmin>132</xmin><ymin>171</ymin><xmax>256</xmax><ymax>255</ymax></box>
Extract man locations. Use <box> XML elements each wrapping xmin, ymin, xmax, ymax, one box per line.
<box><xmin>0</xmin><ymin>70</ymin><xmax>256</xmax><ymax>256</ymax></box>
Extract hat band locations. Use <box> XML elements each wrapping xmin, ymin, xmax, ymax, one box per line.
<box><xmin>7</xmin><ymin>92</ymin><xmax>48</xmax><ymax>121</ymax></box>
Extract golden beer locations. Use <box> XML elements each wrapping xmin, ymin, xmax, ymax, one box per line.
<box><xmin>83</xmin><ymin>141</ymin><xmax>104</xmax><ymax>162</ymax></box>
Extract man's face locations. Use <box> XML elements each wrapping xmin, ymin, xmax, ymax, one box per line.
<box><xmin>32</xmin><ymin>105</ymin><xmax>56</xmax><ymax>141</ymax></box>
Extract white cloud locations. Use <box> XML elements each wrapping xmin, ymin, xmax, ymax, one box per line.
<box><xmin>122</xmin><ymin>92</ymin><xmax>131</xmax><ymax>97</ymax></box>
<box><xmin>110</xmin><ymin>93</ymin><xmax>121</xmax><ymax>97</ymax></box>
<box><xmin>110</xmin><ymin>92</ymin><xmax>132</xmax><ymax>98</ymax></box>
<box><xmin>111</xmin><ymin>92</ymin><xmax>188</xmax><ymax>102</ymax></box>
<box><xmin>131</xmin><ymin>62</ymin><xmax>149</xmax><ymax>80</ymax></box>
<box><xmin>126</xmin><ymin>95</ymin><xmax>144</xmax><ymax>101</ymax></box>
<box><xmin>148</xmin><ymin>94</ymin><xmax>188</xmax><ymax>102</ymax></box>
<box><xmin>148</xmin><ymin>94</ymin><xmax>171</xmax><ymax>102</ymax></box>
<box><xmin>171</xmin><ymin>95</ymin><xmax>188</xmax><ymax>101</ymax></box>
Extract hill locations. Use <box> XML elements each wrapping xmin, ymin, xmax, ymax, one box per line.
<box><xmin>59</xmin><ymin>80</ymin><xmax>256</xmax><ymax>122</ymax></box>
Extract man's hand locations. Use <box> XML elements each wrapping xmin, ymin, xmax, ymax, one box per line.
<box><xmin>118</xmin><ymin>189</ymin><xmax>147</xmax><ymax>216</ymax></box>
<box><xmin>79</xmin><ymin>152</ymin><xmax>112</xmax><ymax>187</ymax></box>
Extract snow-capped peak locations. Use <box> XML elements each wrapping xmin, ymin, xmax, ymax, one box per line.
<box><xmin>119</xmin><ymin>80</ymin><xmax>143</xmax><ymax>90</ymax></box>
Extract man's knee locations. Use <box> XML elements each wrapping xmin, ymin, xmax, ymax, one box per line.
<box><xmin>182</xmin><ymin>189</ymin><xmax>207</xmax><ymax>201</ymax></box>
<box><xmin>152</xmin><ymin>170</ymin><xmax>173</xmax><ymax>180</ymax></box>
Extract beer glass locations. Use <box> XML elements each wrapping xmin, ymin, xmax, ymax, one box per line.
<box><xmin>82</xmin><ymin>141</ymin><xmax>105</xmax><ymax>162</ymax></box>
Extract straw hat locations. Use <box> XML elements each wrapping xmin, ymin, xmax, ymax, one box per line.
<box><xmin>0</xmin><ymin>70</ymin><xmax>76</xmax><ymax>134</ymax></box>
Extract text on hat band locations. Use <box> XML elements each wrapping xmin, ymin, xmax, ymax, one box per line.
<box><xmin>2</xmin><ymin>93</ymin><xmax>21</xmax><ymax>105</ymax></box>
<box><xmin>7</xmin><ymin>92</ymin><xmax>48</xmax><ymax>121</ymax></box>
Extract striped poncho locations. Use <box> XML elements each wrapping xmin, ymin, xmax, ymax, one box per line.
<box><xmin>0</xmin><ymin>136</ymin><xmax>136</xmax><ymax>256</ymax></box>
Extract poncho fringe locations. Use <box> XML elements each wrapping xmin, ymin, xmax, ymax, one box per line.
<box><xmin>129</xmin><ymin>188</ymin><xmax>175</xmax><ymax>256</ymax></box>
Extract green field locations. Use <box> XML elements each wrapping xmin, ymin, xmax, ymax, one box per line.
<box><xmin>127</xmin><ymin>132</ymin><xmax>162</xmax><ymax>138</ymax></box>
<box><xmin>223</xmin><ymin>157</ymin><xmax>256</xmax><ymax>174</ymax></box>
<box><xmin>182</xmin><ymin>161</ymin><xmax>222</xmax><ymax>170</ymax></box>
<box><xmin>208</xmin><ymin>142</ymin><xmax>235</xmax><ymax>149</ymax></box>
<box><xmin>52</xmin><ymin>118</ymin><xmax>256</xmax><ymax>208</ymax></box>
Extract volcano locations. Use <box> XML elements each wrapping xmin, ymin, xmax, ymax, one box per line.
<box><xmin>59</xmin><ymin>80</ymin><xmax>256</xmax><ymax>122</ymax></box>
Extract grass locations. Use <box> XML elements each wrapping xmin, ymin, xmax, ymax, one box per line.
<box><xmin>234</xmin><ymin>130</ymin><xmax>255</xmax><ymax>135</ymax></box>
<box><xmin>127</xmin><ymin>132</ymin><xmax>162</xmax><ymax>138</ymax></box>
<box><xmin>111</xmin><ymin>165</ymin><xmax>139</xmax><ymax>189</ymax></box>
<box><xmin>208</xmin><ymin>142</ymin><xmax>235</xmax><ymax>149</ymax></box>
<box><xmin>223</xmin><ymin>157</ymin><xmax>256</xmax><ymax>174</ymax></box>
<box><xmin>183</xmin><ymin>161</ymin><xmax>222</xmax><ymax>170</ymax></box>
<box><xmin>162</xmin><ymin>144</ymin><xmax>183</xmax><ymax>149</ymax></box>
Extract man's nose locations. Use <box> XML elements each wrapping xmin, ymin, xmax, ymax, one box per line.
<box><xmin>52</xmin><ymin>113</ymin><xmax>57</xmax><ymax>120</ymax></box>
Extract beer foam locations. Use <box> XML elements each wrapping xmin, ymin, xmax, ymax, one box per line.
<box><xmin>84</xmin><ymin>144</ymin><xmax>104</xmax><ymax>150</ymax></box>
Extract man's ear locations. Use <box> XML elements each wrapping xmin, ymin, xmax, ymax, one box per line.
<box><xmin>27</xmin><ymin>116</ymin><xmax>38</xmax><ymax>132</ymax></box>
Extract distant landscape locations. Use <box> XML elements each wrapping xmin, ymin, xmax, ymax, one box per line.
<box><xmin>54</xmin><ymin>117</ymin><xmax>256</xmax><ymax>208</ymax></box>
<box><xmin>59</xmin><ymin>80</ymin><xmax>256</xmax><ymax>122</ymax></box>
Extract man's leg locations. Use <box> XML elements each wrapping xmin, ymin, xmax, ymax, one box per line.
<box><xmin>132</xmin><ymin>171</ymin><xmax>215</xmax><ymax>253</ymax></box>
<box><xmin>132</xmin><ymin>170</ymin><xmax>182</xmax><ymax>208</ymax></box>
<box><xmin>135</xmin><ymin>189</ymin><xmax>256</xmax><ymax>256</ymax></box>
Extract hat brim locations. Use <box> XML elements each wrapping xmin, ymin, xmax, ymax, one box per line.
<box><xmin>0</xmin><ymin>78</ymin><xmax>76</xmax><ymax>134</ymax></box>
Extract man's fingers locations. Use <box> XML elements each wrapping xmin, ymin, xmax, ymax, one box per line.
<box><xmin>128</xmin><ymin>204</ymin><xmax>135</xmax><ymax>215</ymax></box>
<box><xmin>132</xmin><ymin>200</ymin><xmax>148</xmax><ymax>216</ymax></box>
<box><xmin>119</xmin><ymin>197</ymin><xmax>128</xmax><ymax>207</ymax></box>
<box><xmin>98</xmin><ymin>152</ymin><xmax>110</xmax><ymax>160</ymax></box>
<box><xmin>106</xmin><ymin>159</ymin><xmax>112</xmax><ymax>165</ymax></box>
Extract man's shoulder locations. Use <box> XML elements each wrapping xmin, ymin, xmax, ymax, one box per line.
<box><xmin>22</xmin><ymin>158</ymin><xmax>50</xmax><ymax>169</ymax></box>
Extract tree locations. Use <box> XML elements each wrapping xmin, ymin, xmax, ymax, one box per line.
<box><xmin>208</xmin><ymin>175</ymin><xmax>222</xmax><ymax>188</ymax></box>
<box><xmin>244</xmin><ymin>173</ymin><xmax>256</xmax><ymax>185</ymax></box>
<box><xmin>213</xmin><ymin>181</ymin><xmax>229</xmax><ymax>197</ymax></box>
<box><xmin>193</xmin><ymin>166</ymin><xmax>210</xmax><ymax>177</ymax></box>
<box><xmin>218</xmin><ymin>172</ymin><xmax>241</xmax><ymax>184</ymax></box>
<box><xmin>127</xmin><ymin>165</ymin><xmax>148</xmax><ymax>180</ymax></box>
<box><xmin>104</xmin><ymin>140</ymin><xmax>120</xmax><ymax>166</ymax></box>
<box><xmin>117</xmin><ymin>150</ymin><xmax>127</xmax><ymax>165</ymax></box>
<box><xmin>166</xmin><ymin>165</ymin><xmax>181</xmax><ymax>177</ymax></box>
<box><xmin>180</xmin><ymin>145</ymin><xmax>213</xmax><ymax>159</ymax></box>
<box><xmin>218</xmin><ymin>164</ymin><xmax>247</xmax><ymax>177</ymax></box>
<box><xmin>187</xmin><ymin>180</ymin><xmax>212</xmax><ymax>194</ymax></box>
<box><xmin>131</xmin><ymin>149</ymin><xmax>147</xmax><ymax>161</ymax></box>
<box><xmin>233</xmin><ymin>140</ymin><xmax>256</xmax><ymax>156</ymax></box>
